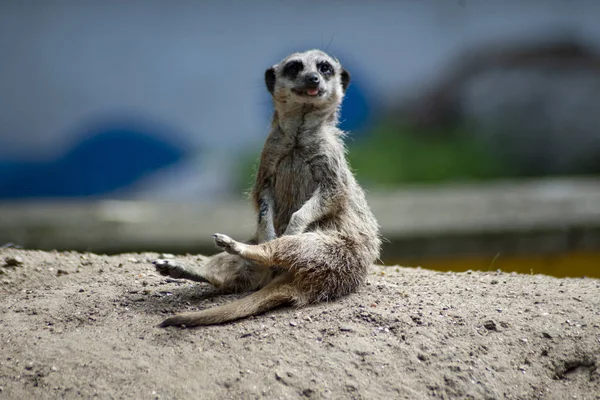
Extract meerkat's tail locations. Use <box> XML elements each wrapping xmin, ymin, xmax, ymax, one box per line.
<box><xmin>159</xmin><ymin>282</ymin><xmax>297</xmax><ymax>328</ymax></box>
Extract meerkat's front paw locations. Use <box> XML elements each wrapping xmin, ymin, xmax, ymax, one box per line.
<box><xmin>153</xmin><ymin>259</ymin><xmax>187</xmax><ymax>279</ymax></box>
<box><xmin>212</xmin><ymin>233</ymin><xmax>241</xmax><ymax>255</ymax></box>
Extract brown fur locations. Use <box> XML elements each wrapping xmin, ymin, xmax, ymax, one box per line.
<box><xmin>156</xmin><ymin>50</ymin><xmax>380</xmax><ymax>328</ymax></box>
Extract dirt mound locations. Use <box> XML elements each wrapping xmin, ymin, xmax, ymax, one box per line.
<box><xmin>1</xmin><ymin>249</ymin><xmax>598</xmax><ymax>399</ymax></box>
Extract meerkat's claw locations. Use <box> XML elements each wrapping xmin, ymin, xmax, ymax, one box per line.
<box><xmin>212</xmin><ymin>233</ymin><xmax>240</xmax><ymax>255</ymax></box>
<box><xmin>153</xmin><ymin>259</ymin><xmax>187</xmax><ymax>279</ymax></box>
<box><xmin>152</xmin><ymin>258</ymin><xmax>210</xmax><ymax>283</ymax></box>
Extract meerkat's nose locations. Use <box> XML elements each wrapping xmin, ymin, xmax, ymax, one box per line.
<box><xmin>305</xmin><ymin>73</ymin><xmax>320</xmax><ymax>87</ymax></box>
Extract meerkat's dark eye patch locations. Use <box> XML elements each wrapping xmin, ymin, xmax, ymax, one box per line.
<box><xmin>317</xmin><ymin>61</ymin><xmax>334</xmax><ymax>77</ymax></box>
<box><xmin>265</xmin><ymin>67</ymin><xmax>276</xmax><ymax>94</ymax></box>
<box><xmin>282</xmin><ymin>60</ymin><xmax>303</xmax><ymax>79</ymax></box>
<box><xmin>341</xmin><ymin>69</ymin><xmax>351</xmax><ymax>92</ymax></box>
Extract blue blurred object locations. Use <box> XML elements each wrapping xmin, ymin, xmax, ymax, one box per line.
<box><xmin>0</xmin><ymin>122</ymin><xmax>187</xmax><ymax>199</ymax></box>
<box><xmin>338</xmin><ymin>74</ymin><xmax>371</xmax><ymax>136</ymax></box>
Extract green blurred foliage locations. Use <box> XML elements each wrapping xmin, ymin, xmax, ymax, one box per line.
<box><xmin>235</xmin><ymin>121</ymin><xmax>513</xmax><ymax>192</ymax></box>
<box><xmin>347</xmin><ymin>122</ymin><xmax>512</xmax><ymax>188</ymax></box>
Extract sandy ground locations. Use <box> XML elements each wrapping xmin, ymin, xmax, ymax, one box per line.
<box><xmin>0</xmin><ymin>249</ymin><xmax>599</xmax><ymax>400</ymax></box>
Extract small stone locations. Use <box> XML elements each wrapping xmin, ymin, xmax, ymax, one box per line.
<box><xmin>542</xmin><ymin>332</ymin><xmax>552</xmax><ymax>339</ymax></box>
<box><xmin>56</xmin><ymin>269</ymin><xmax>69</xmax><ymax>277</ymax></box>
<box><xmin>25</xmin><ymin>362</ymin><xmax>34</xmax><ymax>370</ymax></box>
<box><xmin>51</xmin><ymin>366</ymin><xmax>58</xmax><ymax>372</ymax></box>
<box><xmin>520</xmin><ymin>338</ymin><xmax>528</xmax><ymax>343</ymax></box>
<box><xmin>159</xmin><ymin>253</ymin><xmax>175</xmax><ymax>259</ymax></box>
<box><xmin>79</xmin><ymin>288</ymin><xmax>85</xmax><ymax>293</ymax></box>
<box><xmin>4</xmin><ymin>256</ymin><xmax>24</xmax><ymax>267</ymax></box>
<box><xmin>339</xmin><ymin>326</ymin><xmax>354</xmax><ymax>332</ymax></box>
<box><xmin>289</xmin><ymin>321</ymin><xmax>297</xmax><ymax>327</ymax></box>
<box><xmin>483</xmin><ymin>320</ymin><xmax>497</xmax><ymax>331</ymax></box>
<box><xmin>128</xmin><ymin>258</ymin><xmax>139</xmax><ymax>263</ymax></box>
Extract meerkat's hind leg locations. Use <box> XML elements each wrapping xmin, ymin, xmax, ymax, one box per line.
<box><xmin>155</xmin><ymin>251</ymin><xmax>274</xmax><ymax>292</ymax></box>
<box><xmin>213</xmin><ymin>232</ymin><xmax>277</xmax><ymax>267</ymax></box>
<box><xmin>153</xmin><ymin>258</ymin><xmax>210</xmax><ymax>283</ymax></box>
<box><xmin>213</xmin><ymin>233</ymin><xmax>245</xmax><ymax>255</ymax></box>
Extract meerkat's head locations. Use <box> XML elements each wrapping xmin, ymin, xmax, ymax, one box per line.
<box><xmin>265</xmin><ymin>49</ymin><xmax>350</xmax><ymax>111</ymax></box>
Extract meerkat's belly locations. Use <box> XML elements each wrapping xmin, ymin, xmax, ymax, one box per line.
<box><xmin>272</xmin><ymin>151</ymin><xmax>317</xmax><ymax>234</ymax></box>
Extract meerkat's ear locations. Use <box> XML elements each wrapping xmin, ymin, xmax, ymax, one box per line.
<box><xmin>341</xmin><ymin>69</ymin><xmax>351</xmax><ymax>92</ymax></box>
<box><xmin>265</xmin><ymin>67</ymin><xmax>276</xmax><ymax>95</ymax></box>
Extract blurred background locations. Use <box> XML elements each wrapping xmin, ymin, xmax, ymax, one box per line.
<box><xmin>1</xmin><ymin>0</ymin><xmax>599</xmax><ymax>277</ymax></box>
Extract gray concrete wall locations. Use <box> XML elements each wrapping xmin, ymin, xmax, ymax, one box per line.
<box><xmin>1</xmin><ymin>1</ymin><xmax>599</xmax><ymax>199</ymax></box>
<box><xmin>1</xmin><ymin>178</ymin><xmax>599</xmax><ymax>260</ymax></box>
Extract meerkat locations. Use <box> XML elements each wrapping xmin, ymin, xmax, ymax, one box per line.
<box><xmin>154</xmin><ymin>49</ymin><xmax>380</xmax><ymax>327</ymax></box>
